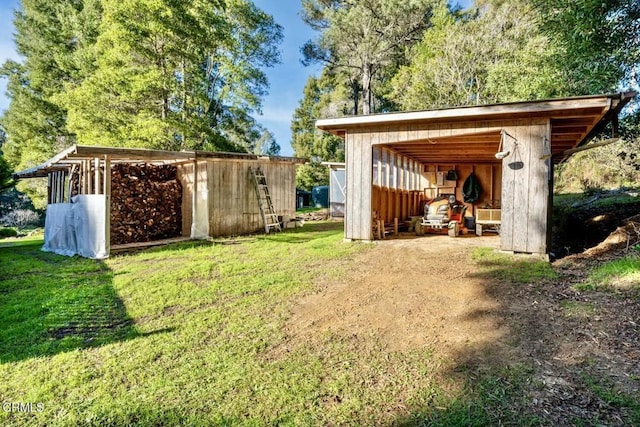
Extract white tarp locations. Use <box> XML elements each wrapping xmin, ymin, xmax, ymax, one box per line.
<box><xmin>190</xmin><ymin>188</ymin><xmax>210</xmax><ymax>239</ymax></box>
<box><xmin>42</xmin><ymin>195</ymin><xmax>108</xmax><ymax>259</ymax></box>
<box><xmin>42</xmin><ymin>203</ymin><xmax>77</xmax><ymax>256</ymax></box>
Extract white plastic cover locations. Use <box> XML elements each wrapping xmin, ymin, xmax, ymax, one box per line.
<box><xmin>190</xmin><ymin>188</ymin><xmax>210</xmax><ymax>239</ymax></box>
<box><xmin>42</xmin><ymin>203</ymin><xmax>77</xmax><ymax>257</ymax></box>
<box><xmin>73</xmin><ymin>195</ymin><xmax>108</xmax><ymax>259</ymax></box>
<box><xmin>42</xmin><ymin>195</ymin><xmax>108</xmax><ymax>259</ymax></box>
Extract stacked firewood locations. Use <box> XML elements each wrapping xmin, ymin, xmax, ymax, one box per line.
<box><xmin>110</xmin><ymin>164</ymin><xmax>182</xmax><ymax>245</ymax></box>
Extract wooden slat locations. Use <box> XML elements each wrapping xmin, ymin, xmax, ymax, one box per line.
<box><xmin>94</xmin><ymin>158</ymin><xmax>100</xmax><ymax>195</ymax></box>
<box><xmin>527</xmin><ymin>120</ymin><xmax>551</xmax><ymax>253</ymax></box>
<box><xmin>104</xmin><ymin>155</ymin><xmax>111</xmax><ymax>255</ymax></box>
<box><xmin>512</xmin><ymin>120</ymin><xmax>531</xmax><ymax>252</ymax></box>
<box><xmin>500</xmin><ymin>122</ymin><xmax>515</xmax><ymax>251</ymax></box>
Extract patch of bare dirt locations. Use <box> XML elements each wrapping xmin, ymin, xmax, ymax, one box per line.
<box><xmin>280</xmin><ymin>233</ymin><xmax>509</xmax><ymax>360</ymax></box>
<box><xmin>273</xmin><ymin>228</ymin><xmax>640</xmax><ymax>424</ymax></box>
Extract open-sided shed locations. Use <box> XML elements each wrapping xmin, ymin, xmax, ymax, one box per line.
<box><xmin>14</xmin><ymin>145</ymin><xmax>305</xmax><ymax>258</ymax></box>
<box><xmin>316</xmin><ymin>92</ymin><xmax>635</xmax><ymax>255</ymax></box>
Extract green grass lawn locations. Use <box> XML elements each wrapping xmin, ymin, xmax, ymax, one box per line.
<box><xmin>0</xmin><ymin>223</ymin><xmax>537</xmax><ymax>426</ymax></box>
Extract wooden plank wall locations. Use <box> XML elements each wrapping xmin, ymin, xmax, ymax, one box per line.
<box><xmin>371</xmin><ymin>187</ymin><xmax>424</xmax><ymax>223</ymax></box>
<box><xmin>500</xmin><ymin>119</ymin><xmax>551</xmax><ymax>254</ymax></box>
<box><xmin>345</xmin><ymin>129</ymin><xmax>373</xmax><ymax>240</ymax></box>
<box><xmin>206</xmin><ymin>159</ymin><xmax>296</xmax><ymax>237</ymax></box>
<box><xmin>371</xmin><ymin>145</ymin><xmax>425</xmax><ymax>224</ymax></box>
<box><xmin>176</xmin><ymin>162</ymin><xmax>194</xmax><ymax>237</ymax></box>
<box><xmin>177</xmin><ymin>159</ymin><xmax>296</xmax><ymax>238</ymax></box>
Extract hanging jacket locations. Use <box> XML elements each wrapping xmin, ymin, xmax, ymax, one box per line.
<box><xmin>463</xmin><ymin>172</ymin><xmax>482</xmax><ymax>203</ymax></box>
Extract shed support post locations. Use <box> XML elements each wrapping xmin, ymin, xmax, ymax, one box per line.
<box><xmin>192</xmin><ymin>160</ymin><xmax>197</xmax><ymax>238</ymax></box>
<box><xmin>47</xmin><ymin>173</ymin><xmax>51</xmax><ymax>204</ymax></box>
<box><xmin>58</xmin><ymin>171</ymin><xmax>64</xmax><ymax>203</ymax></box>
<box><xmin>68</xmin><ymin>164</ymin><xmax>76</xmax><ymax>201</ymax></box>
<box><xmin>52</xmin><ymin>172</ymin><xmax>57</xmax><ymax>204</ymax></box>
<box><xmin>94</xmin><ymin>158</ymin><xmax>100</xmax><ymax>195</ymax></box>
<box><xmin>104</xmin><ymin>155</ymin><xmax>111</xmax><ymax>256</ymax></box>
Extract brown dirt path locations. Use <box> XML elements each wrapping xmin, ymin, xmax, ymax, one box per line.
<box><xmin>285</xmin><ymin>234</ymin><xmax>508</xmax><ymax>359</ymax></box>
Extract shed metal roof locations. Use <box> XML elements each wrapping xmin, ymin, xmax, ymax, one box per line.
<box><xmin>316</xmin><ymin>92</ymin><xmax>635</xmax><ymax>164</ymax></box>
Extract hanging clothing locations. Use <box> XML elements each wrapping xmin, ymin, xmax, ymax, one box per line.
<box><xmin>463</xmin><ymin>172</ymin><xmax>482</xmax><ymax>203</ymax></box>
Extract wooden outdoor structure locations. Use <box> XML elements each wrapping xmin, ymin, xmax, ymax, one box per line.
<box><xmin>316</xmin><ymin>92</ymin><xmax>635</xmax><ymax>254</ymax></box>
<box><xmin>15</xmin><ymin>145</ymin><xmax>305</xmax><ymax>257</ymax></box>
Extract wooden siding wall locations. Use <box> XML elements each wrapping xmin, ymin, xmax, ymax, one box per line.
<box><xmin>344</xmin><ymin>119</ymin><xmax>551</xmax><ymax>253</ymax></box>
<box><xmin>207</xmin><ymin>160</ymin><xmax>296</xmax><ymax>237</ymax></box>
<box><xmin>177</xmin><ymin>160</ymin><xmax>297</xmax><ymax>238</ymax></box>
<box><xmin>371</xmin><ymin>146</ymin><xmax>425</xmax><ymax>224</ymax></box>
<box><xmin>176</xmin><ymin>162</ymin><xmax>195</xmax><ymax>237</ymax></box>
<box><xmin>500</xmin><ymin>119</ymin><xmax>551</xmax><ymax>254</ymax></box>
<box><xmin>372</xmin><ymin>187</ymin><xmax>424</xmax><ymax>223</ymax></box>
<box><xmin>345</xmin><ymin>130</ymin><xmax>373</xmax><ymax>240</ymax></box>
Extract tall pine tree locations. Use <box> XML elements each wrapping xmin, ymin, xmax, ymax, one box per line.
<box><xmin>62</xmin><ymin>0</ymin><xmax>283</xmax><ymax>152</ymax></box>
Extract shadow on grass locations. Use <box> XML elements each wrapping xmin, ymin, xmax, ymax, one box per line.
<box><xmin>391</xmin><ymin>249</ymin><xmax>640</xmax><ymax>426</ymax></box>
<box><xmin>0</xmin><ymin>241</ymin><xmax>171</xmax><ymax>364</ymax></box>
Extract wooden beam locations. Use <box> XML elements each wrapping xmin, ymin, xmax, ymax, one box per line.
<box><xmin>68</xmin><ymin>164</ymin><xmax>76</xmax><ymax>201</ymax></box>
<box><xmin>104</xmin><ymin>155</ymin><xmax>111</xmax><ymax>256</ymax></box>
<box><xmin>94</xmin><ymin>157</ymin><xmax>100</xmax><ymax>195</ymax></box>
<box><xmin>561</xmin><ymin>138</ymin><xmax>620</xmax><ymax>157</ymax></box>
<box><xmin>58</xmin><ymin>171</ymin><xmax>65</xmax><ymax>203</ymax></box>
<box><xmin>51</xmin><ymin>172</ymin><xmax>56</xmax><ymax>203</ymax></box>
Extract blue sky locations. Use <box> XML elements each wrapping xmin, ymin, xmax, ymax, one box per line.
<box><xmin>0</xmin><ymin>0</ymin><xmax>472</xmax><ymax>156</ymax></box>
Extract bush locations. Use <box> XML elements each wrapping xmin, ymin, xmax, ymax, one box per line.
<box><xmin>0</xmin><ymin>209</ymin><xmax>41</xmax><ymax>228</ymax></box>
<box><xmin>0</xmin><ymin>227</ymin><xmax>18</xmax><ymax>238</ymax></box>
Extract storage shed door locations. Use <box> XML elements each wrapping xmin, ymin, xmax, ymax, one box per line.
<box><xmin>330</xmin><ymin>168</ymin><xmax>346</xmax><ymax>217</ymax></box>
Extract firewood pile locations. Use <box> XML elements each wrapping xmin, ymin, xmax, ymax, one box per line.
<box><xmin>110</xmin><ymin>164</ymin><xmax>183</xmax><ymax>245</ymax></box>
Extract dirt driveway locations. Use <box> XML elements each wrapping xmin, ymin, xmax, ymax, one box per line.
<box><xmin>288</xmin><ymin>234</ymin><xmax>505</xmax><ymax>357</ymax></box>
<box><xmin>283</xmin><ymin>232</ymin><xmax>640</xmax><ymax>424</ymax></box>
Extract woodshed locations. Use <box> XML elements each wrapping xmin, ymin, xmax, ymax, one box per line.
<box><xmin>14</xmin><ymin>146</ymin><xmax>305</xmax><ymax>258</ymax></box>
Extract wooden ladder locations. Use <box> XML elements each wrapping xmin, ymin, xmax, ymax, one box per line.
<box><xmin>249</xmin><ymin>167</ymin><xmax>282</xmax><ymax>233</ymax></box>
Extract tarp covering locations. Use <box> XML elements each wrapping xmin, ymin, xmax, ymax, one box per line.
<box><xmin>191</xmin><ymin>188</ymin><xmax>210</xmax><ymax>239</ymax></box>
<box><xmin>42</xmin><ymin>195</ymin><xmax>108</xmax><ymax>259</ymax></box>
<box><xmin>42</xmin><ymin>203</ymin><xmax>77</xmax><ymax>257</ymax></box>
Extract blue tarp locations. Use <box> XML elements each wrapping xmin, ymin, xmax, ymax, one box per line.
<box><xmin>312</xmin><ymin>186</ymin><xmax>329</xmax><ymax>208</ymax></box>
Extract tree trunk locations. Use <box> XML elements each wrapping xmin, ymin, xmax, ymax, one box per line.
<box><xmin>181</xmin><ymin>59</ymin><xmax>187</xmax><ymax>149</ymax></box>
<box><xmin>350</xmin><ymin>79</ymin><xmax>359</xmax><ymax>115</ymax></box>
<box><xmin>362</xmin><ymin>63</ymin><xmax>373</xmax><ymax>115</ymax></box>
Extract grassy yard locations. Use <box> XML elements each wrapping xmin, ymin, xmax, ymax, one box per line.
<box><xmin>0</xmin><ymin>223</ymin><xmax>586</xmax><ymax>425</ymax></box>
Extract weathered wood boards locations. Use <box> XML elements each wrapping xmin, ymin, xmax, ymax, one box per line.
<box><xmin>500</xmin><ymin>119</ymin><xmax>551</xmax><ymax>254</ymax></box>
<box><xmin>340</xmin><ymin>119</ymin><xmax>552</xmax><ymax>252</ymax></box>
<box><xmin>177</xmin><ymin>159</ymin><xmax>297</xmax><ymax>238</ymax></box>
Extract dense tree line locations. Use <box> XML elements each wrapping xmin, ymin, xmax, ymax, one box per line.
<box><xmin>293</xmin><ymin>0</ymin><xmax>640</xmax><ymax>189</ymax></box>
<box><xmin>0</xmin><ymin>0</ymin><xmax>282</xmax><ymax>205</ymax></box>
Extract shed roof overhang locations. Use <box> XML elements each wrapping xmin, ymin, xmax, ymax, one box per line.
<box><xmin>14</xmin><ymin>145</ymin><xmax>307</xmax><ymax>179</ymax></box>
<box><xmin>316</xmin><ymin>92</ymin><xmax>635</xmax><ymax>164</ymax></box>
